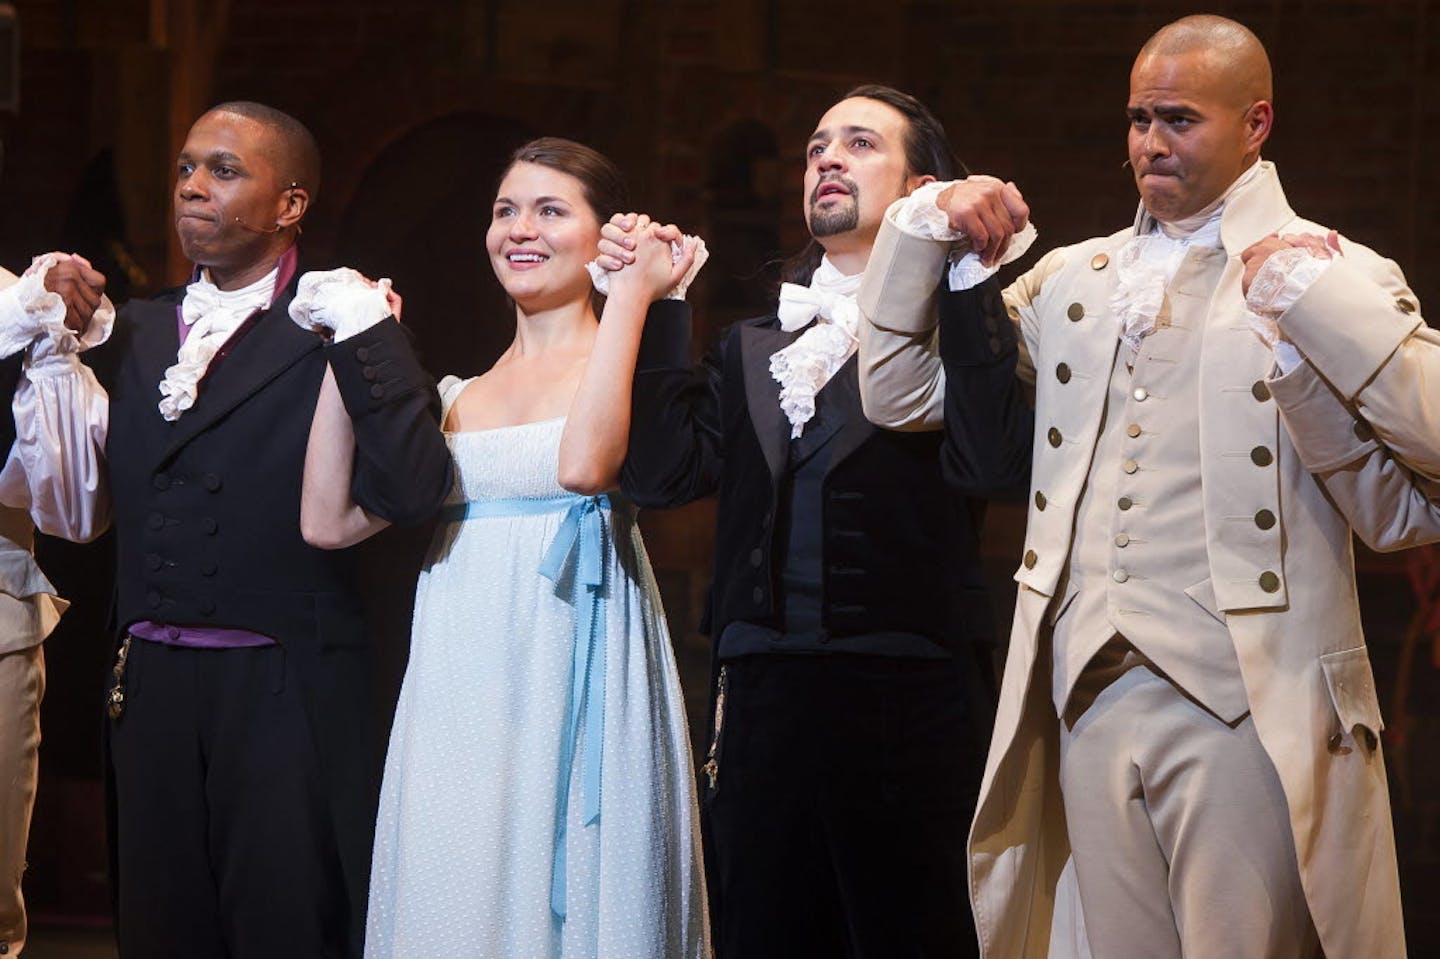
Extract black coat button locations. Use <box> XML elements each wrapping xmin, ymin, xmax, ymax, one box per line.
<box><xmin>749</xmin><ymin>548</ymin><xmax>763</xmax><ymax>568</ymax></box>
<box><xmin>370</xmin><ymin>384</ymin><xmax>385</xmax><ymax>399</ymax></box>
<box><xmin>147</xmin><ymin>512</ymin><xmax>165</xmax><ymax>530</ymax></box>
<box><xmin>146</xmin><ymin>590</ymin><xmax>161</xmax><ymax>609</ymax></box>
<box><xmin>199</xmin><ymin>599</ymin><xmax>216</xmax><ymax>615</ymax></box>
<box><xmin>355</xmin><ymin>346</ymin><xmax>370</xmax><ymax>362</ymax></box>
<box><xmin>146</xmin><ymin>553</ymin><xmax>163</xmax><ymax>571</ymax></box>
<box><xmin>362</xmin><ymin>366</ymin><xmax>379</xmax><ymax>382</ymax></box>
<box><xmin>202</xmin><ymin>518</ymin><xmax>218</xmax><ymax>535</ymax></box>
<box><xmin>204</xmin><ymin>473</ymin><xmax>222</xmax><ymax>492</ymax></box>
<box><xmin>152</xmin><ymin>473</ymin><xmax>170</xmax><ymax>491</ymax></box>
<box><xmin>752</xmin><ymin>586</ymin><xmax>764</xmax><ymax>605</ymax></box>
<box><xmin>201</xmin><ymin>561</ymin><xmax>218</xmax><ymax>576</ymax></box>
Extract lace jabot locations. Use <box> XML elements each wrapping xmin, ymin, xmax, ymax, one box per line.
<box><xmin>158</xmin><ymin>267</ymin><xmax>278</xmax><ymax>421</ymax></box>
<box><xmin>769</xmin><ymin>256</ymin><xmax>863</xmax><ymax>438</ymax></box>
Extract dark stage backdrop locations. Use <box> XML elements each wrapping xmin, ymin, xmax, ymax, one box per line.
<box><xmin>0</xmin><ymin>0</ymin><xmax>1435</xmax><ymax>949</ymax></box>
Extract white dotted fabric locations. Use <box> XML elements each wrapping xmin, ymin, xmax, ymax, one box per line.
<box><xmin>365</xmin><ymin>377</ymin><xmax>710</xmax><ymax>958</ymax></box>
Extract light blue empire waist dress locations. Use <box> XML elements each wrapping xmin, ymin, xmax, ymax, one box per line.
<box><xmin>365</xmin><ymin>376</ymin><xmax>709</xmax><ymax>958</ymax></box>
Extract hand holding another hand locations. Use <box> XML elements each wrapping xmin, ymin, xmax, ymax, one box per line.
<box><xmin>41</xmin><ymin>253</ymin><xmax>107</xmax><ymax>336</ymax></box>
<box><xmin>936</xmin><ymin>175</ymin><xmax>1030</xmax><ymax>268</ymax></box>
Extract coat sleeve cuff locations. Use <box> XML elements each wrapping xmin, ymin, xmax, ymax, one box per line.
<box><xmin>327</xmin><ymin>317</ymin><xmax>429</xmax><ymax>415</ymax></box>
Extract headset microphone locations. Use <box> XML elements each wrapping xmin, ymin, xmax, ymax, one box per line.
<box><xmin>232</xmin><ymin>216</ymin><xmax>284</xmax><ymax>234</ymax></box>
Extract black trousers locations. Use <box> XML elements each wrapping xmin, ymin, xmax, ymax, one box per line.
<box><xmin>108</xmin><ymin>639</ymin><xmax>350</xmax><ymax>959</ymax></box>
<box><xmin>703</xmin><ymin>653</ymin><xmax>984</xmax><ymax>959</ymax></box>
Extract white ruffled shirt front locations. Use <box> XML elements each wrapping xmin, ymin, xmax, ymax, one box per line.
<box><xmin>159</xmin><ymin>267</ymin><xmax>279</xmax><ymax>421</ymax></box>
<box><xmin>1117</xmin><ymin>160</ymin><xmax>1331</xmax><ymax>372</ymax></box>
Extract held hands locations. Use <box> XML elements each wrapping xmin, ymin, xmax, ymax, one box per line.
<box><xmin>935</xmin><ymin>175</ymin><xmax>1030</xmax><ymax>267</ymax></box>
<box><xmin>1240</xmin><ymin>231</ymin><xmax>1341</xmax><ymax>296</ymax></box>
<box><xmin>42</xmin><ymin>253</ymin><xmax>107</xmax><ymax>336</ymax></box>
<box><xmin>596</xmin><ymin>213</ymin><xmax>700</xmax><ymax>301</ymax></box>
<box><xmin>289</xmin><ymin>268</ymin><xmax>399</xmax><ymax>342</ymax></box>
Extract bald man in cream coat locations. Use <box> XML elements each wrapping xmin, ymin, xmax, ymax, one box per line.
<box><xmin>856</xmin><ymin>15</ymin><xmax>1440</xmax><ymax>959</ymax></box>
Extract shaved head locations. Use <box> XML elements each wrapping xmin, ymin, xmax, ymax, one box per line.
<box><xmin>1138</xmin><ymin>15</ymin><xmax>1273</xmax><ymax>107</ymax></box>
<box><xmin>206</xmin><ymin>100</ymin><xmax>321</xmax><ymax>201</ymax></box>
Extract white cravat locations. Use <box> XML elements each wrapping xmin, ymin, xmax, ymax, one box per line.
<box><xmin>158</xmin><ymin>267</ymin><xmax>277</xmax><ymax>421</ymax></box>
<box><xmin>769</xmin><ymin>256</ymin><xmax>862</xmax><ymax>438</ymax></box>
<box><xmin>1111</xmin><ymin>162</ymin><xmax>1266</xmax><ymax>361</ymax></box>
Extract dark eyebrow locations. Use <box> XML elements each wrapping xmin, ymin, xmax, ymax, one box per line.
<box><xmin>533</xmin><ymin>195</ymin><xmax>571</xmax><ymax>205</ymax></box>
<box><xmin>1130</xmin><ymin>103</ymin><xmax>1199</xmax><ymax>118</ymax></box>
<box><xmin>807</xmin><ymin>124</ymin><xmax>884</xmax><ymax>148</ymax></box>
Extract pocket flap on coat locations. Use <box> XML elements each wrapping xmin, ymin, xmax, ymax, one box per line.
<box><xmin>1319</xmin><ymin>646</ymin><xmax>1385</xmax><ymax>736</ymax></box>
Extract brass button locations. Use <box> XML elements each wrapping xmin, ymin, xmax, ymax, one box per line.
<box><xmin>1251</xmin><ymin>380</ymin><xmax>1271</xmax><ymax>402</ymax></box>
<box><xmin>1048</xmin><ymin>427</ymin><xmax>1063</xmax><ymax>448</ymax></box>
<box><xmin>1126</xmin><ymin>423</ymin><xmax>1141</xmax><ymax>438</ymax></box>
<box><xmin>1114</xmin><ymin>533</ymin><xmax>1130</xmax><ymax>547</ymax></box>
<box><xmin>1397</xmin><ymin>297</ymin><xmax>1416</xmax><ymax>314</ymax></box>
<box><xmin>1122</xmin><ymin>459</ymin><xmax>1138</xmax><ymax>474</ymax></box>
<box><xmin>1353</xmin><ymin>420</ymin><xmax>1374</xmax><ymax>442</ymax></box>
<box><xmin>1112</xmin><ymin>569</ymin><xmax>1129</xmax><ymax>584</ymax></box>
<box><xmin>1254</xmin><ymin>509</ymin><xmax>1276</xmax><ymax>530</ymax></box>
<box><xmin>1090</xmin><ymin>253</ymin><xmax>1109</xmax><ymax>270</ymax></box>
<box><xmin>1118</xmin><ymin>496</ymin><xmax>1134</xmax><ymax>511</ymax></box>
<box><xmin>1056</xmin><ymin>362</ymin><xmax>1072</xmax><ymax>384</ymax></box>
<box><xmin>1259</xmin><ymin>570</ymin><xmax>1281</xmax><ymax>593</ymax></box>
<box><xmin>1023</xmin><ymin>549</ymin><xmax>1038</xmax><ymax>569</ymax></box>
<box><xmin>1251</xmin><ymin>446</ymin><xmax>1273</xmax><ymax>467</ymax></box>
<box><xmin>1034</xmin><ymin>491</ymin><xmax>1047</xmax><ymax>511</ymax></box>
<box><xmin>1133</xmin><ymin>387</ymin><xmax>1149</xmax><ymax>402</ymax></box>
<box><xmin>1067</xmin><ymin>302</ymin><xmax>1085</xmax><ymax>322</ymax></box>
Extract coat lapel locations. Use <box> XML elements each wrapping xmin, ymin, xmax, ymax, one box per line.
<box><xmin>158</xmin><ymin>290</ymin><xmax>322</xmax><ymax>465</ymax></box>
<box><xmin>739</xmin><ymin>320</ymin><xmax>795</xmax><ymax>479</ymax></box>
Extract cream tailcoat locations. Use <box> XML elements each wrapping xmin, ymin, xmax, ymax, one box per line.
<box><xmin>857</xmin><ymin>163</ymin><xmax>1440</xmax><ymax>958</ymax></box>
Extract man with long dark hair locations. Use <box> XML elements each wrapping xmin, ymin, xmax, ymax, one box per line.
<box><xmin>604</xmin><ymin>84</ymin><xmax>1030</xmax><ymax>957</ymax></box>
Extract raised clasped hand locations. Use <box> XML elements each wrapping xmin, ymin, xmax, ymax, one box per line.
<box><xmin>936</xmin><ymin>175</ymin><xmax>1030</xmax><ymax>268</ymax></box>
<box><xmin>597</xmin><ymin>212</ymin><xmax>698</xmax><ymax>302</ymax></box>
<box><xmin>42</xmin><ymin>252</ymin><xmax>108</xmax><ymax>337</ymax></box>
<box><xmin>1239</xmin><ymin>230</ymin><xmax>1341</xmax><ymax>296</ymax></box>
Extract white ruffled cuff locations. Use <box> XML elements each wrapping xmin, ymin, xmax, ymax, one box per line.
<box><xmin>890</xmin><ymin>181</ymin><xmax>1038</xmax><ymax>291</ymax></box>
<box><xmin>289</xmin><ymin>268</ymin><xmax>394</xmax><ymax>343</ymax></box>
<box><xmin>0</xmin><ymin>254</ymin><xmax>115</xmax><ymax>359</ymax></box>
<box><xmin>1245</xmin><ymin>246</ymin><xmax>1332</xmax><ymax>374</ymax></box>
<box><xmin>586</xmin><ymin>235</ymin><xmax>709</xmax><ymax>301</ymax></box>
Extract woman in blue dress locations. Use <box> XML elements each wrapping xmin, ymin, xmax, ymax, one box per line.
<box><xmin>300</xmin><ymin>138</ymin><xmax>709</xmax><ymax>958</ymax></box>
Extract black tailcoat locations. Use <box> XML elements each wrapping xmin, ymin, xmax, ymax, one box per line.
<box><xmin>90</xmin><ymin>265</ymin><xmax>451</xmax><ymax>949</ymax></box>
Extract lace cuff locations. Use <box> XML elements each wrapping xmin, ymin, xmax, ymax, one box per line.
<box><xmin>1245</xmin><ymin>246</ymin><xmax>1332</xmax><ymax>373</ymax></box>
<box><xmin>289</xmin><ymin>268</ymin><xmax>394</xmax><ymax>343</ymax></box>
<box><xmin>586</xmin><ymin>235</ymin><xmax>709</xmax><ymax>301</ymax></box>
<box><xmin>890</xmin><ymin>182</ymin><xmax>1039</xmax><ymax>291</ymax></box>
<box><xmin>0</xmin><ymin>254</ymin><xmax>115</xmax><ymax>358</ymax></box>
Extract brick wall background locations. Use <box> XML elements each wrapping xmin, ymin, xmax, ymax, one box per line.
<box><xmin>3</xmin><ymin>0</ymin><xmax>1437</xmax><ymax>948</ymax></box>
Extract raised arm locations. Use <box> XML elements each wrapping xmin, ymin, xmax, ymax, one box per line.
<box><xmin>293</xmin><ymin>270</ymin><xmax>451</xmax><ymax>549</ymax></box>
<box><xmin>557</xmin><ymin>221</ymin><xmax>698</xmax><ymax>495</ymax></box>
<box><xmin>0</xmin><ymin>255</ymin><xmax>114</xmax><ymax>542</ymax></box>
<box><xmin>301</xmin><ymin>365</ymin><xmax>390</xmax><ymax>549</ymax></box>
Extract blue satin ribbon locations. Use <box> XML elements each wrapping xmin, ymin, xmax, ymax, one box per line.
<box><xmin>440</xmin><ymin>493</ymin><xmax>613</xmax><ymax>921</ymax></box>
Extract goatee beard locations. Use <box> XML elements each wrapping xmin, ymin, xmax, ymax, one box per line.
<box><xmin>808</xmin><ymin>176</ymin><xmax>859</xmax><ymax>238</ymax></box>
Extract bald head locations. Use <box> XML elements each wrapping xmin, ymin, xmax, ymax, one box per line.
<box><xmin>206</xmin><ymin>101</ymin><xmax>321</xmax><ymax>201</ymax></box>
<box><xmin>1138</xmin><ymin>15</ymin><xmax>1273</xmax><ymax>108</ymax></box>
